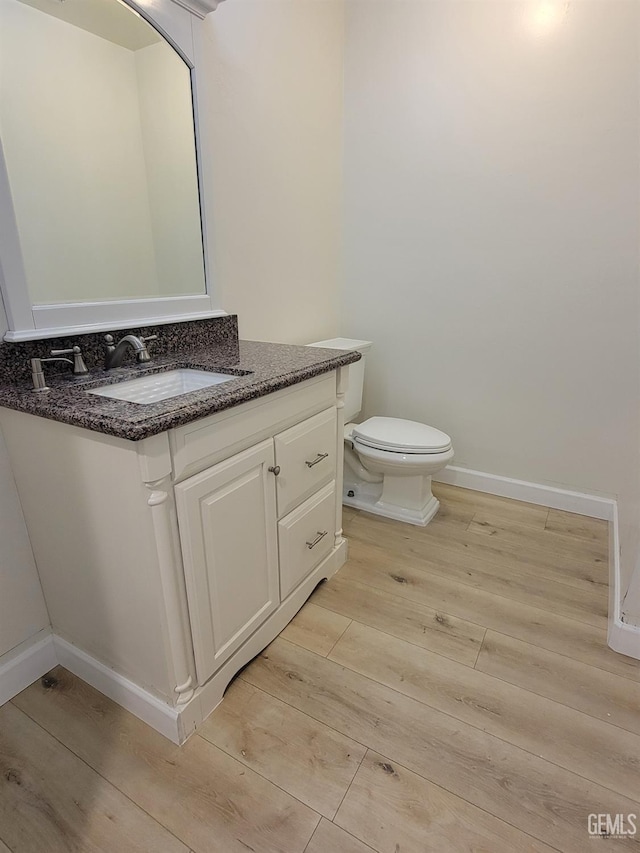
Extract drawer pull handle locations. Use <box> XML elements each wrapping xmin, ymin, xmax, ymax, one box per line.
<box><xmin>305</xmin><ymin>452</ymin><xmax>329</xmax><ymax>468</ymax></box>
<box><xmin>268</xmin><ymin>465</ymin><xmax>281</xmax><ymax>476</ymax></box>
<box><xmin>306</xmin><ymin>530</ymin><xmax>328</xmax><ymax>550</ymax></box>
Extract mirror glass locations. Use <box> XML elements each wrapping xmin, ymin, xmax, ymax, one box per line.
<box><xmin>0</xmin><ymin>0</ymin><xmax>206</xmax><ymax>307</ymax></box>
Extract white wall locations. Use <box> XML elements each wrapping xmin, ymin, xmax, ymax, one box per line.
<box><xmin>342</xmin><ymin>0</ymin><xmax>640</xmax><ymax>598</ymax></box>
<box><xmin>0</xmin><ymin>426</ymin><xmax>49</xmax><ymax>658</ymax></box>
<box><xmin>200</xmin><ymin>0</ymin><xmax>344</xmax><ymax>344</ymax></box>
<box><xmin>0</xmin><ymin>181</ymin><xmax>48</xmax><ymax>664</ymax></box>
<box><xmin>0</xmin><ymin>270</ymin><xmax>44</xmax><ymax>660</ymax></box>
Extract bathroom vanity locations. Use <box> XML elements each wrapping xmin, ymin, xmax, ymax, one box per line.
<box><xmin>0</xmin><ymin>0</ymin><xmax>360</xmax><ymax>743</ymax></box>
<box><xmin>0</xmin><ymin>320</ymin><xmax>359</xmax><ymax>742</ymax></box>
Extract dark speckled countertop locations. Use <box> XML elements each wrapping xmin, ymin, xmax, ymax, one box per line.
<box><xmin>0</xmin><ymin>317</ymin><xmax>360</xmax><ymax>441</ymax></box>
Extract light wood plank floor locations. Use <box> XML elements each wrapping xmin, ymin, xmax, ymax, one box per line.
<box><xmin>4</xmin><ymin>483</ymin><xmax>640</xmax><ymax>852</ymax></box>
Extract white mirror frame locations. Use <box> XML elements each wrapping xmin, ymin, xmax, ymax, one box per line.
<box><xmin>0</xmin><ymin>0</ymin><xmax>225</xmax><ymax>342</ymax></box>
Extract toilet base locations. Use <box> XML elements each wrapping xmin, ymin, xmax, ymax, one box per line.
<box><xmin>343</xmin><ymin>478</ymin><xmax>440</xmax><ymax>527</ymax></box>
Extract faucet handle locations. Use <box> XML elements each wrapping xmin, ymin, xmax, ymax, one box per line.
<box><xmin>137</xmin><ymin>335</ymin><xmax>157</xmax><ymax>364</ymax></box>
<box><xmin>50</xmin><ymin>344</ymin><xmax>88</xmax><ymax>375</ymax></box>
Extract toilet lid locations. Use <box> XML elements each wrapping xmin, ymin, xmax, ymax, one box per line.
<box><xmin>352</xmin><ymin>417</ymin><xmax>452</xmax><ymax>454</ymax></box>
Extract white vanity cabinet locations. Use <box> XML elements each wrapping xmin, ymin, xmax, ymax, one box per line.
<box><xmin>175</xmin><ymin>402</ymin><xmax>338</xmax><ymax>686</ymax></box>
<box><xmin>0</xmin><ymin>368</ymin><xmax>348</xmax><ymax>743</ymax></box>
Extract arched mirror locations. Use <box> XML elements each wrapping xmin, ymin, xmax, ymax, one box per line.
<box><xmin>0</xmin><ymin>0</ymin><xmax>224</xmax><ymax>340</ymax></box>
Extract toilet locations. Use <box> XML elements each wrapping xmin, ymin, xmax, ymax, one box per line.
<box><xmin>308</xmin><ymin>338</ymin><xmax>454</xmax><ymax>526</ymax></box>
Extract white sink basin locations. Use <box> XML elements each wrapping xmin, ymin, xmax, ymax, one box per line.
<box><xmin>88</xmin><ymin>369</ymin><xmax>236</xmax><ymax>404</ymax></box>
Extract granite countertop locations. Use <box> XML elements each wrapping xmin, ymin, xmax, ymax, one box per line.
<box><xmin>0</xmin><ymin>339</ymin><xmax>360</xmax><ymax>441</ymax></box>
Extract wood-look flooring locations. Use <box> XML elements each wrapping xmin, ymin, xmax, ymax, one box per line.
<box><xmin>3</xmin><ymin>483</ymin><xmax>640</xmax><ymax>852</ymax></box>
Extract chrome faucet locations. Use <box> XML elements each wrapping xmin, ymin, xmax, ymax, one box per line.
<box><xmin>103</xmin><ymin>334</ymin><xmax>157</xmax><ymax>369</ymax></box>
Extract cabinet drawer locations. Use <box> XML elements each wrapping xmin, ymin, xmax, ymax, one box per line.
<box><xmin>274</xmin><ymin>407</ymin><xmax>337</xmax><ymax>517</ymax></box>
<box><xmin>278</xmin><ymin>481</ymin><xmax>336</xmax><ymax>599</ymax></box>
<box><xmin>171</xmin><ymin>374</ymin><xmax>336</xmax><ymax>482</ymax></box>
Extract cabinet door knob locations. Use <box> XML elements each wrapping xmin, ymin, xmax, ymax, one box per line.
<box><xmin>268</xmin><ymin>465</ymin><xmax>281</xmax><ymax>476</ymax></box>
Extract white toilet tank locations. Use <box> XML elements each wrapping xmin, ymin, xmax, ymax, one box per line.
<box><xmin>307</xmin><ymin>338</ymin><xmax>372</xmax><ymax>422</ymax></box>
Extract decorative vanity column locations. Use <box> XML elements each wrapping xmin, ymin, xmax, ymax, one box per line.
<box><xmin>138</xmin><ymin>433</ymin><xmax>196</xmax><ymax>706</ymax></box>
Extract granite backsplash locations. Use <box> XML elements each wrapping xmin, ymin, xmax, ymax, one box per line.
<box><xmin>0</xmin><ymin>315</ymin><xmax>239</xmax><ymax>386</ymax></box>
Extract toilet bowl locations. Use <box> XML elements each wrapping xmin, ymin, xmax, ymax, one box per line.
<box><xmin>307</xmin><ymin>338</ymin><xmax>454</xmax><ymax>526</ymax></box>
<box><xmin>345</xmin><ymin>416</ymin><xmax>454</xmax><ymax>525</ymax></box>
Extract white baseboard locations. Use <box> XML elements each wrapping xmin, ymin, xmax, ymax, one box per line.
<box><xmin>434</xmin><ymin>465</ymin><xmax>615</xmax><ymax>520</ymax></box>
<box><xmin>607</xmin><ymin>504</ymin><xmax>640</xmax><ymax>659</ymax></box>
<box><xmin>0</xmin><ymin>629</ymin><xmax>182</xmax><ymax>741</ymax></box>
<box><xmin>435</xmin><ymin>465</ymin><xmax>640</xmax><ymax>661</ymax></box>
<box><xmin>53</xmin><ymin>636</ymin><xmax>183</xmax><ymax>744</ymax></box>
<box><xmin>0</xmin><ymin>629</ymin><xmax>57</xmax><ymax>706</ymax></box>
<box><xmin>608</xmin><ymin>617</ymin><xmax>640</xmax><ymax>658</ymax></box>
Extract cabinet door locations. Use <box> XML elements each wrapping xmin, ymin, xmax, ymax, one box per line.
<box><xmin>175</xmin><ymin>439</ymin><xmax>279</xmax><ymax>685</ymax></box>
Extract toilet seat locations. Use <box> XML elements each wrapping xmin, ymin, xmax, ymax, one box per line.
<box><xmin>352</xmin><ymin>417</ymin><xmax>452</xmax><ymax>455</ymax></box>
